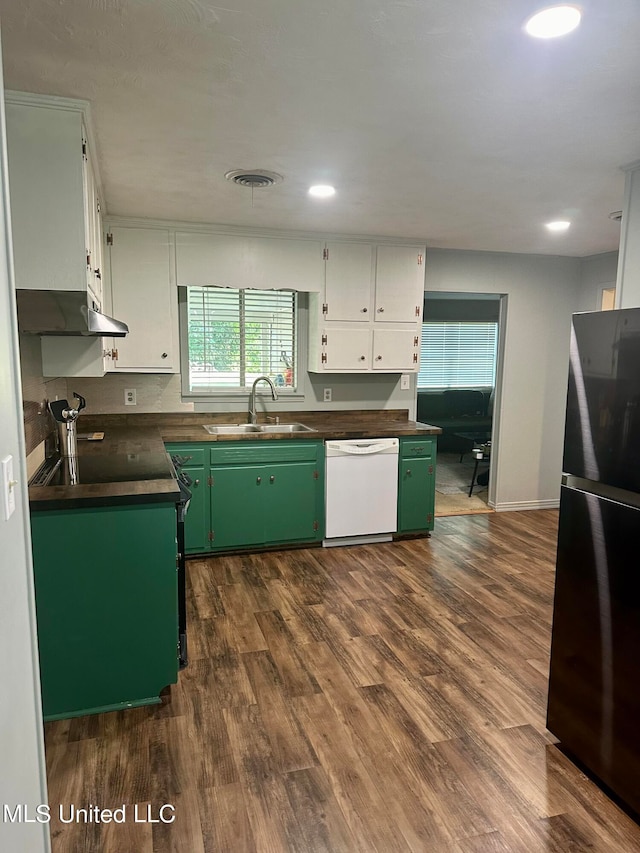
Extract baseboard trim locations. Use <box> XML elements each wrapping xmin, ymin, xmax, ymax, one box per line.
<box><xmin>490</xmin><ymin>499</ymin><xmax>560</xmax><ymax>512</ymax></box>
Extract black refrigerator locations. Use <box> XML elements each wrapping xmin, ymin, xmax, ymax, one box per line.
<box><xmin>547</xmin><ymin>307</ymin><xmax>640</xmax><ymax>813</ymax></box>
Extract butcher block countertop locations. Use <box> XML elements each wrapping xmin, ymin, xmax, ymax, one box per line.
<box><xmin>29</xmin><ymin>410</ymin><xmax>441</xmax><ymax>509</ymax></box>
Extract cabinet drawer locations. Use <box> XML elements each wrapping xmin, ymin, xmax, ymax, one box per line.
<box><xmin>400</xmin><ymin>437</ymin><xmax>435</xmax><ymax>459</ymax></box>
<box><xmin>164</xmin><ymin>444</ymin><xmax>206</xmax><ymax>467</ymax></box>
<box><xmin>210</xmin><ymin>441</ymin><xmax>322</xmax><ymax>466</ymax></box>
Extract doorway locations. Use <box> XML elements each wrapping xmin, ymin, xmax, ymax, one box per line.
<box><xmin>416</xmin><ymin>292</ymin><xmax>505</xmax><ymax>517</ymax></box>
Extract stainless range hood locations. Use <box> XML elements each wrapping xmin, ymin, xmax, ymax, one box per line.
<box><xmin>16</xmin><ymin>290</ymin><xmax>129</xmax><ymax>337</ymax></box>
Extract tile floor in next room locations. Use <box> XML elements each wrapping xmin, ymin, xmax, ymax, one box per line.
<box><xmin>44</xmin><ymin>510</ymin><xmax>640</xmax><ymax>852</ymax></box>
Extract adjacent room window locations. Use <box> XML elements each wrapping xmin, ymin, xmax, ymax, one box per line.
<box><xmin>418</xmin><ymin>321</ymin><xmax>498</xmax><ymax>389</ymax></box>
<box><xmin>183</xmin><ymin>286</ymin><xmax>297</xmax><ymax>393</ymax></box>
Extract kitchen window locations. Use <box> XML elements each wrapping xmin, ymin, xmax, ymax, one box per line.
<box><xmin>418</xmin><ymin>321</ymin><xmax>498</xmax><ymax>389</ymax></box>
<box><xmin>180</xmin><ymin>286</ymin><xmax>297</xmax><ymax>394</ymax></box>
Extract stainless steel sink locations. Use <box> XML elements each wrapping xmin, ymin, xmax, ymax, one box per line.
<box><xmin>259</xmin><ymin>423</ymin><xmax>316</xmax><ymax>433</ymax></box>
<box><xmin>203</xmin><ymin>422</ymin><xmax>316</xmax><ymax>435</ymax></box>
<box><xmin>203</xmin><ymin>424</ymin><xmax>262</xmax><ymax>434</ymax></box>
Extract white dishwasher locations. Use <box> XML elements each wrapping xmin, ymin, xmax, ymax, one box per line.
<box><xmin>324</xmin><ymin>438</ymin><xmax>399</xmax><ymax>546</ymax></box>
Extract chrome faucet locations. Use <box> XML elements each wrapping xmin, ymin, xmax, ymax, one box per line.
<box><xmin>248</xmin><ymin>376</ymin><xmax>278</xmax><ymax>424</ymax></box>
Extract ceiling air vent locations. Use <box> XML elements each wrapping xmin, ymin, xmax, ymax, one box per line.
<box><xmin>225</xmin><ymin>169</ymin><xmax>283</xmax><ymax>188</ymax></box>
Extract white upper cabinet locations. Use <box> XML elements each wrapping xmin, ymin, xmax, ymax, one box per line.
<box><xmin>107</xmin><ymin>227</ymin><xmax>178</xmax><ymax>373</ymax></box>
<box><xmin>309</xmin><ymin>242</ymin><xmax>426</xmax><ymax>373</ymax></box>
<box><xmin>176</xmin><ymin>231</ymin><xmax>323</xmax><ymax>292</ymax></box>
<box><xmin>5</xmin><ymin>93</ymin><xmax>102</xmax><ymax>304</ymax></box>
<box><xmin>374</xmin><ymin>245</ymin><xmax>424</xmax><ymax>323</ymax></box>
<box><xmin>324</xmin><ymin>242</ymin><xmax>374</xmax><ymax>321</ymax></box>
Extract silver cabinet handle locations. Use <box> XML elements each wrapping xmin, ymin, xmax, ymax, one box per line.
<box><xmin>256</xmin><ymin>476</ymin><xmax>261</xmax><ymax>485</ymax></box>
<box><xmin>406</xmin><ymin>469</ymin><xmax>412</xmax><ymax>476</ymax></box>
<box><xmin>161</xmin><ymin>352</ymin><xmax>168</xmax><ymax>359</ymax></box>
<box><xmin>377</xmin><ymin>307</ymin><xmax>384</xmax><ymax>313</ymax></box>
<box><xmin>270</xmin><ymin>475</ymin><xmax>275</xmax><ymax>483</ymax></box>
<box><xmin>194</xmin><ymin>479</ymin><xmax>200</xmax><ymax>486</ymax></box>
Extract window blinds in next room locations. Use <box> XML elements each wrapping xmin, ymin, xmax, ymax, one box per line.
<box><xmin>418</xmin><ymin>322</ymin><xmax>498</xmax><ymax>389</ymax></box>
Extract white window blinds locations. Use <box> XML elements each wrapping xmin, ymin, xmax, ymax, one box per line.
<box><xmin>418</xmin><ymin>322</ymin><xmax>498</xmax><ymax>389</ymax></box>
<box><xmin>186</xmin><ymin>287</ymin><xmax>296</xmax><ymax>392</ymax></box>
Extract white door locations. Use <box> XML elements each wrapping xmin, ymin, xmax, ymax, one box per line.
<box><xmin>323</xmin><ymin>327</ymin><xmax>371</xmax><ymax>370</ymax></box>
<box><xmin>109</xmin><ymin>228</ymin><xmax>176</xmax><ymax>371</ymax></box>
<box><xmin>324</xmin><ymin>242</ymin><xmax>374</xmax><ymax>321</ymax></box>
<box><xmin>374</xmin><ymin>245</ymin><xmax>424</xmax><ymax>323</ymax></box>
<box><xmin>372</xmin><ymin>328</ymin><xmax>420</xmax><ymax>372</ymax></box>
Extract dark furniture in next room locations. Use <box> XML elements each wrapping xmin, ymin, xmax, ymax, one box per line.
<box><xmin>417</xmin><ymin>389</ymin><xmax>492</xmax><ymax>451</ymax></box>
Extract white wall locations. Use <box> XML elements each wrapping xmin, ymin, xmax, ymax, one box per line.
<box><xmin>617</xmin><ymin>164</ymin><xmax>640</xmax><ymax>309</ymax></box>
<box><xmin>0</xmin><ymin>39</ymin><xmax>50</xmax><ymax>853</ymax></box>
<box><xmin>577</xmin><ymin>251</ymin><xmax>618</xmax><ymax>313</ymax></box>
<box><xmin>425</xmin><ymin>249</ymin><xmax>582</xmax><ymax>510</ymax></box>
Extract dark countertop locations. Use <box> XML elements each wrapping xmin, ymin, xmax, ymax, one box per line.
<box><xmin>29</xmin><ymin>427</ymin><xmax>180</xmax><ymax>511</ymax></box>
<box><xmin>29</xmin><ymin>410</ymin><xmax>441</xmax><ymax>509</ymax></box>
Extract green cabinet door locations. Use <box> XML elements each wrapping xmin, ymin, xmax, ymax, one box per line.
<box><xmin>183</xmin><ymin>465</ymin><xmax>210</xmax><ymax>554</ymax></box>
<box><xmin>264</xmin><ymin>461</ymin><xmax>322</xmax><ymax>544</ymax></box>
<box><xmin>398</xmin><ymin>437</ymin><xmax>436</xmax><ymax>534</ymax></box>
<box><xmin>398</xmin><ymin>456</ymin><xmax>436</xmax><ymax>533</ymax></box>
<box><xmin>210</xmin><ymin>464</ymin><xmax>266</xmax><ymax>549</ymax></box>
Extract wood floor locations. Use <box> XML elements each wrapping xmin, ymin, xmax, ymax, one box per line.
<box><xmin>44</xmin><ymin>510</ymin><xmax>640</xmax><ymax>852</ymax></box>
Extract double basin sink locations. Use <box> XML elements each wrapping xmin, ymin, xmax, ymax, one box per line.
<box><xmin>203</xmin><ymin>422</ymin><xmax>316</xmax><ymax>435</ymax></box>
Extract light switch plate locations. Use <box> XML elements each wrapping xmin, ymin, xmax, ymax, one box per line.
<box><xmin>124</xmin><ymin>388</ymin><xmax>137</xmax><ymax>406</ymax></box>
<box><xmin>2</xmin><ymin>455</ymin><xmax>16</xmax><ymax>521</ymax></box>
<box><xmin>323</xmin><ymin>388</ymin><xmax>332</xmax><ymax>402</ymax></box>
<box><xmin>400</xmin><ymin>374</ymin><xmax>411</xmax><ymax>390</ymax></box>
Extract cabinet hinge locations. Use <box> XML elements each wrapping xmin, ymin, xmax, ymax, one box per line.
<box><xmin>427</xmin><ymin>513</ymin><xmax>433</xmax><ymax>523</ymax></box>
<box><xmin>209</xmin><ymin>530</ymin><xmax>215</xmax><ymax>542</ymax></box>
<box><xmin>208</xmin><ymin>476</ymin><xmax>213</xmax><ymax>487</ymax></box>
<box><xmin>313</xmin><ymin>470</ymin><xmax>319</xmax><ymax>480</ymax></box>
<box><xmin>414</xmin><ymin>335</ymin><xmax>419</xmax><ymax>346</ymax></box>
<box><xmin>111</xmin><ymin>348</ymin><xmax>118</xmax><ymax>361</ymax></box>
<box><xmin>96</xmin><ymin>199</ymin><xmax>101</xmax><ymax>215</ymax></box>
<box><xmin>313</xmin><ymin>520</ymin><xmax>319</xmax><ymax>531</ymax></box>
<box><xmin>82</xmin><ymin>140</ymin><xmax>87</xmax><ymax>160</ymax></box>
<box><xmin>418</xmin><ymin>253</ymin><xmax>423</xmax><ymax>265</ymax></box>
<box><xmin>322</xmin><ymin>303</ymin><xmax>328</xmax><ymax>315</ymax></box>
<box><xmin>321</xmin><ymin>353</ymin><xmax>327</xmax><ymax>364</ymax></box>
<box><xmin>323</xmin><ymin>247</ymin><xmax>329</xmax><ymax>260</ymax></box>
<box><xmin>428</xmin><ymin>465</ymin><xmax>434</xmax><ymax>475</ymax></box>
<box><xmin>86</xmin><ymin>252</ymin><xmax>91</xmax><ymax>269</ymax></box>
<box><xmin>321</xmin><ymin>334</ymin><xmax>328</xmax><ymax>345</ymax></box>
<box><xmin>106</xmin><ymin>232</ymin><xmax>114</xmax><ymax>246</ymax></box>
<box><xmin>413</xmin><ymin>353</ymin><xmax>418</xmax><ymax>364</ymax></box>
<box><xmin>415</xmin><ymin>305</ymin><xmax>421</xmax><ymax>317</ymax></box>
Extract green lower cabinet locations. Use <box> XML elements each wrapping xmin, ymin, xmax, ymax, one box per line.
<box><xmin>263</xmin><ymin>462</ymin><xmax>320</xmax><ymax>544</ymax></box>
<box><xmin>210</xmin><ymin>464</ymin><xmax>268</xmax><ymax>549</ymax></box>
<box><xmin>166</xmin><ymin>440</ymin><xmax>325</xmax><ymax>553</ymax></box>
<box><xmin>182</xmin><ymin>465</ymin><xmax>210</xmax><ymax>554</ymax></box>
<box><xmin>398</xmin><ymin>437</ymin><xmax>436</xmax><ymax>534</ymax></box>
<box><xmin>30</xmin><ymin>501</ymin><xmax>179</xmax><ymax>721</ymax></box>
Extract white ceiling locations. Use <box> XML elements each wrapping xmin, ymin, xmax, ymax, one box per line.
<box><xmin>1</xmin><ymin>0</ymin><xmax>639</xmax><ymax>257</ymax></box>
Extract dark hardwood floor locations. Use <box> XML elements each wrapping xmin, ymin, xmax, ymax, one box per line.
<box><xmin>44</xmin><ymin>510</ymin><xmax>640</xmax><ymax>851</ymax></box>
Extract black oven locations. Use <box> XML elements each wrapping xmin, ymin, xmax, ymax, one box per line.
<box><xmin>168</xmin><ymin>454</ymin><xmax>192</xmax><ymax>669</ymax></box>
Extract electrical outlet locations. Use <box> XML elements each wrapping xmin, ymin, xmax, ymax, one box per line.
<box><xmin>323</xmin><ymin>388</ymin><xmax>332</xmax><ymax>402</ymax></box>
<box><xmin>400</xmin><ymin>374</ymin><xmax>411</xmax><ymax>390</ymax></box>
<box><xmin>124</xmin><ymin>388</ymin><xmax>137</xmax><ymax>406</ymax></box>
<box><xmin>2</xmin><ymin>455</ymin><xmax>17</xmax><ymax>521</ymax></box>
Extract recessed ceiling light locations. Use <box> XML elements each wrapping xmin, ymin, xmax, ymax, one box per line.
<box><xmin>525</xmin><ymin>6</ymin><xmax>582</xmax><ymax>39</ymax></box>
<box><xmin>308</xmin><ymin>185</ymin><xmax>336</xmax><ymax>199</ymax></box>
<box><xmin>546</xmin><ymin>220</ymin><xmax>571</xmax><ymax>232</ymax></box>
